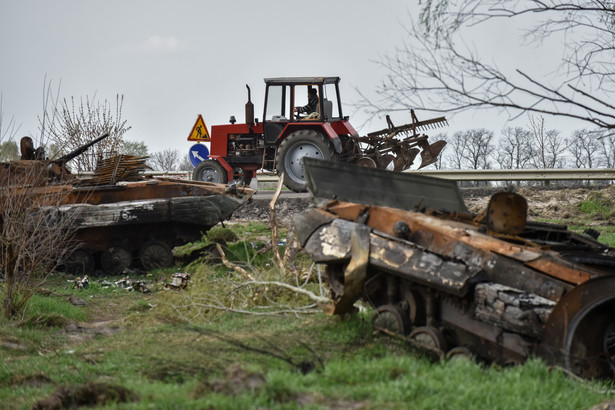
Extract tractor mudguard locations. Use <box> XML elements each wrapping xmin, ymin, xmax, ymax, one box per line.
<box><xmin>278</xmin><ymin>123</ymin><xmax>343</xmax><ymax>153</ymax></box>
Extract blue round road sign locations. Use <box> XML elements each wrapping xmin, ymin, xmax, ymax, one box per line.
<box><xmin>189</xmin><ymin>143</ymin><xmax>210</xmax><ymax>167</ymax></box>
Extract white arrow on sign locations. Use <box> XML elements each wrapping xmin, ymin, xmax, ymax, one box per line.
<box><xmin>191</xmin><ymin>150</ymin><xmax>205</xmax><ymax>162</ymax></box>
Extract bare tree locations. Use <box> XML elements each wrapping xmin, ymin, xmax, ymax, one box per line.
<box><xmin>358</xmin><ymin>1</ymin><xmax>615</xmax><ymax>132</ymax></box>
<box><xmin>598</xmin><ymin>133</ymin><xmax>615</xmax><ymax>168</ymax></box>
<box><xmin>149</xmin><ymin>149</ymin><xmax>181</xmax><ymax>171</ymax></box>
<box><xmin>446</xmin><ymin>132</ymin><xmax>468</xmax><ymax>169</ymax></box>
<box><xmin>461</xmin><ymin>129</ymin><xmax>494</xmax><ymax>170</ymax></box>
<box><xmin>0</xmin><ymin>164</ymin><xmax>79</xmax><ymax>319</ymax></box>
<box><xmin>496</xmin><ymin>127</ymin><xmax>532</xmax><ymax>169</ymax></box>
<box><xmin>568</xmin><ymin>129</ymin><xmax>603</xmax><ymax>168</ymax></box>
<box><xmin>42</xmin><ymin>94</ymin><xmax>131</xmax><ymax>172</ymax></box>
<box><xmin>527</xmin><ymin>115</ymin><xmax>569</xmax><ymax>169</ymax></box>
<box><xmin>178</xmin><ymin>154</ymin><xmax>194</xmax><ymax>172</ymax></box>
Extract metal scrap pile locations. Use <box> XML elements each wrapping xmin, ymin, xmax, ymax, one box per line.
<box><xmin>81</xmin><ymin>155</ymin><xmax>151</xmax><ymax>186</ymax></box>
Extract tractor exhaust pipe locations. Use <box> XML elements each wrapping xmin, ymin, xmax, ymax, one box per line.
<box><xmin>245</xmin><ymin>84</ymin><xmax>254</xmax><ymax>126</ymax></box>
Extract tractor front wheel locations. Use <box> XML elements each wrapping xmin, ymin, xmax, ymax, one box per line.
<box><xmin>192</xmin><ymin>160</ymin><xmax>228</xmax><ymax>184</ymax></box>
<box><xmin>276</xmin><ymin>130</ymin><xmax>336</xmax><ymax>192</ymax></box>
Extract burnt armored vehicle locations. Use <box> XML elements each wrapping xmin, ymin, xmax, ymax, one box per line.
<box><xmin>294</xmin><ymin>158</ymin><xmax>615</xmax><ymax>381</ymax></box>
<box><xmin>1</xmin><ymin>136</ymin><xmax>253</xmax><ymax>274</ymax></box>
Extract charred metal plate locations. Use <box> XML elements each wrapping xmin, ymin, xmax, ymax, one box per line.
<box><xmin>369</xmin><ymin>232</ymin><xmax>475</xmax><ymax>297</ymax></box>
<box><xmin>292</xmin><ymin>208</ymin><xmax>336</xmax><ymax>247</ymax></box>
<box><xmin>303</xmin><ymin>217</ymin><xmax>478</xmax><ymax>296</ymax></box>
<box><xmin>303</xmin><ymin>158</ymin><xmax>468</xmax><ymax>212</ymax></box>
<box><xmin>302</xmin><ymin>218</ymin><xmax>355</xmax><ymax>262</ymax></box>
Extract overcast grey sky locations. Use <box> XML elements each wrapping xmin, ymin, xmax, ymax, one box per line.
<box><xmin>0</xmin><ymin>0</ymin><xmax>578</xmax><ymax>156</ymax></box>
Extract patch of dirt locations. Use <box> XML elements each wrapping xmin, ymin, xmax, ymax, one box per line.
<box><xmin>194</xmin><ymin>364</ymin><xmax>266</xmax><ymax>397</ymax></box>
<box><xmin>31</xmin><ymin>382</ymin><xmax>138</xmax><ymax>409</ymax></box>
<box><xmin>64</xmin><ymin>320</ymin><xmax>120</xmax><ymax>344</ymax></box>
<box><xmin>464</xmin><ymin>185</ymin><xmax>615</xmax><ymax>225</ymax></box>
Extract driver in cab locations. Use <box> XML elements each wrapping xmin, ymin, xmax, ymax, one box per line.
<box><xmin>294</xmin><ymin>87</ymin><xmax>319</xmax><ymax>117</ymax></box>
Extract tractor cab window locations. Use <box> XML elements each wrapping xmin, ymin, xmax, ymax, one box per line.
<box><xmin>264</xmin><ymin>85</ymin><xmax>290</xmax><ymax>122</ymax></box>
<box><xmin>323</xmin><ymin>83</ymin><xmax>340</xmax><ymax>120</ymax></box>
<box><xmin>293</xmin><ymin>85</ymin><xmax>321</xmax><ymax>120</ymax></box>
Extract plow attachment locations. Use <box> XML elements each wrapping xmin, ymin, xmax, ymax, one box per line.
<box><xmin>352</xmin><ymin>110</ymin><xmax>448</xmax><ymax>171</ymax></box>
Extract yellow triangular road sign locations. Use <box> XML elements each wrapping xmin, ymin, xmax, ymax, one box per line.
<box><xmin>187</xmin><ymin>114</ymin><xmax>210</xmax><ymax>141</ymax></box>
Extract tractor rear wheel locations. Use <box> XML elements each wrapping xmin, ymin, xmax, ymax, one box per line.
<box><xmin>192</xmin><ymin>160</ymin><xmax>228</xmax><ymax>184</ymax></box>
<box><xmin>276</xmin><ymin>129</ymin><xmax>336</xmax><ymax>192</ymax></box>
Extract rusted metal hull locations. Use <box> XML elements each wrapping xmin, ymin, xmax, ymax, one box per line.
<box><xmin>53</xmin><ymin>178</ymin><xmax>253</xmax><ymax>274</ymax></box>
<box><xmin>295</xmin><ymin>159</ymin><xmax>615</xmax><ymax>380</ymax></box>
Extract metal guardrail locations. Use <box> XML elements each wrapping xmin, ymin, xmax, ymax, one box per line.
<box><xmin>79</xmin><ymin>169</ymin><xmax>615</xmax><ymax>182</ymax></box>
<box><xmin>257</xmin><ymin>169</ymin><xmax>615</xmax><ymax>182</ymax></box>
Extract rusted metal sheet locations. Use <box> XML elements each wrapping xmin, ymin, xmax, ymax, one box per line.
<box><xmin>295</xmin><ymin>159</ymin><xmax>615</xmax><ymax>381</ymax></box>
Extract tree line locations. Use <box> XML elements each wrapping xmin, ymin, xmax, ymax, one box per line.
<box><xmin>432</xmin><ymin>115</ymin><xmax>615</xmax><ymax>172</ymax></box>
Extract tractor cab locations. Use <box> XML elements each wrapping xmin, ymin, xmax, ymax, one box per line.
<box><xmin>262</xmin><ymin>77</ymin><xmax>344</xmax><ymax>144</ymax></box>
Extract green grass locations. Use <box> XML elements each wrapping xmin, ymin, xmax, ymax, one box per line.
<box><xmin>1</xmin><ymin>221</ymin><xmax>614</xmax><ymax>409</ymax></box>
<box><xmin>3</xmin><ymin>305</ymin><xmax>611</xmax><ymax>409</ymax></box>
<box><xmin>577</xmin><ymin>191</ymin><xmax>615</xmax><ymax>220</ymax></box>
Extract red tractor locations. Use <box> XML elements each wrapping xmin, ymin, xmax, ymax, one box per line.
<box><xmin>189</xmin><ymin>76</ymin><xmax>447</xmax><ymax>192</ymax></box>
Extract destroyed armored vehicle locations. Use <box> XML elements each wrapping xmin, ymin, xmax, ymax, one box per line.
<box><xmin>294</xmin><ymin>158</ymin><xmax>615</xmax><ymax>381</ymax></box>
<box><xmin>1</xmin><ymin>136</ymin><xmax>253</xmax><ymax>274</ymax></box>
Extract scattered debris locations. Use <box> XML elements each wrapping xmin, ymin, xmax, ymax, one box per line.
<box><xmin>71</xmin><ymin>276</ymin><xmax>89</xmax><ymax>289</ymax></box>
<box><xmin>115</xmin><ymin>277</ymin><xmax>150</xmax><ymax>293</ymax></box>
<box><xmin>164</xmin><ymin>273</ymin><xmax>191</xmax><ymax>290</ymax></box>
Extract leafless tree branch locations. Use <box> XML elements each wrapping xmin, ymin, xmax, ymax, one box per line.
<box><xmin>360</xmin><ymin>1</ymin><xmax>615</xmax><ymax>130</ymax></box>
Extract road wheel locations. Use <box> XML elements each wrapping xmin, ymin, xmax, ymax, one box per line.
<box><xmin>276</xmin><ymin>129</ymin><xmax>336</xmax><ymax>192</ymax></box>
<box><xmin>192</xmin><ymin>160</ymin><xmax>228</xmax><ymax>184</ymax></box>
<box><xmin>445</xmin><ymin>346</ymin><xmax>474</xmax><ymax>362</ymax></box>
<box><xmin>66</xmin><ymin>248</ymin><xmax>95</xmax><ymax>275</ymax></box>
<box><xmin>139</xmin><ymin>241</ymin><xmax>174</xmax><ymax>271</ymax></box>
<box><xmin>373</xmin><ymin>305</ymin><xmax>411</xmax><ymax>336</ymax></box>
<box><xmin>409</xmin><ymin>326</ymin><xmax>448</xmax><ymax>352</ymax></box>
<box><xmin>100</xmin><ymin>246</ymin><xmax>133</xmax><ymax>275</ymax></box>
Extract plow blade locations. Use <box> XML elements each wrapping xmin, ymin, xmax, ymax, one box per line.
<box><xmin>393</xmin><ymin>148</ymin><xmax>420</xmax><ymax>171</ymax></box>
<box><xmin>418</xmin><ymin>140</ymin><xmax>447</xmax><ymax>169</ymax></box>
<box><xmin>355</xmin><ymin>111</ymin><xmax>448</xmax><ymax>172</ymax></box>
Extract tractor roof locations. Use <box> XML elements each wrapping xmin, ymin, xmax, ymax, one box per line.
<box><xmin>264</xmin><ymin>77</ymin><xmax>340</xmax><ymax>86</ymax></box>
